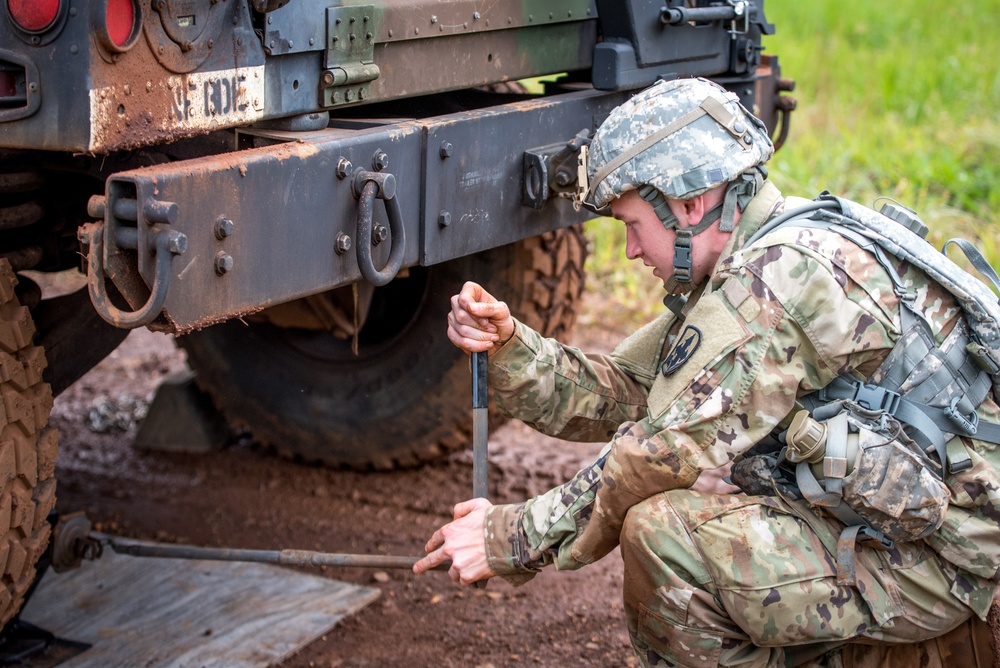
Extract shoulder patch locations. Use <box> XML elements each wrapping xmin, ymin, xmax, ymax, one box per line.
<box><xmin>661</xmin><ymin>325</ymin><xmax>702</xmax><ymax>375</ymax></box>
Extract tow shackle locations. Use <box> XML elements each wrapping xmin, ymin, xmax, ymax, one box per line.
<box><xmin>352</xmin><ymin>168</ymin><xmax>405</xmax><ymax>287</ymax></box>
<box><xmin>80</xmin><ymin>194</ymin><xmax>187</xmax><ymax>329</ymax></box>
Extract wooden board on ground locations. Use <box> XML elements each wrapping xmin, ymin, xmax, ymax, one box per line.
<box><xmin>20</xmin><ymin>550</ymin><xmax>381</xmax><ymax>667</ymax></box>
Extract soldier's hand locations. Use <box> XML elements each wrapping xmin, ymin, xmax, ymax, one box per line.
<box><xmin>413</xmin><ymin>497</ymin><xmax>494</xmax><ymax>585</ymax></box>
<box><xmin>447</xmin><ymin>281</ymin><xmax>515</xmax><ymax>356</ymax></box>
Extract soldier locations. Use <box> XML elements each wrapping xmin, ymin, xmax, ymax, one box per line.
<box><xmin>413</xmin><ymin>77</ymin><xmax>1000</xmax><ymax>666</ymax></box>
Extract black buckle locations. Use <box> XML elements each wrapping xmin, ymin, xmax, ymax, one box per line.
<box><xmin>857</xmin><ymin>525</ymin><xmax>894</xmax><ymax>551</ymax></box>
<box><xmin>851</xmin><ymin>382</ymin><xmax>901</xmax><ymax>414</ymax></box>
<box><xmin>673</xmin><ymin>233</ymin><xmax>692</xmax><ymax>281</ymax></box>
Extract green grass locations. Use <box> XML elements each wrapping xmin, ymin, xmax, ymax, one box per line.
<box><xmin>581</xmin><ymin>0</ymin><xmax>1000</xmax><ymax>325</ymax></box>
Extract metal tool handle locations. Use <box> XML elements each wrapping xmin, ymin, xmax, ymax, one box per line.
<box><xmin>472</xmin><ymin>350</ymin><xmax>489</xmax><ymax>500</ymax></box>
<box><xmin>471</xmin><ymin>350</ymin><xmax>489</xmax><ymax>589</ymax></box>
<box><xmin>92</xmin><ymin>533</ymin><xmax>450</xmax><ymax>571</ymax></box>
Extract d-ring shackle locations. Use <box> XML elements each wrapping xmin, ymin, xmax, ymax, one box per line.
<box><xmin>352</xmin><ymin>168</ymin><xmax>405</xmax><ymax>286</ymax></box>
<box><xmin>79</xmin><ymin>194</ymin><xmax>188</xmax><ymax>329</ymax></box>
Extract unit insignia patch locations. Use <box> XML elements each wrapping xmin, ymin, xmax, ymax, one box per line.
<box><xmin>661</xmin><ymin>325</ymin><xmax>702</xmax><ymax>376</ymax></box>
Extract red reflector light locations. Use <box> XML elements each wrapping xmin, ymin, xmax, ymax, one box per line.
<box><xmin>7</xmin><ymin>0</ymin><xmax>61</xmax><ymax>32</ymax></box>
<box><xmin>106</xmin><ymin>0</ymin><xmax>135</xmax><ymax>47</ymax></box>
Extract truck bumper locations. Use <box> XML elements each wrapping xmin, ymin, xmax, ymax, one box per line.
<box><xmin>83</xmin><ymin>88</ymin><xmax>627</xmax><ymax>333</ymax></box>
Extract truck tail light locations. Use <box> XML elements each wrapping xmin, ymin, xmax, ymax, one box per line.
<box><xmin>95</xmin><ymin>0</ymin><xmax>141</xmax><ymax>52</ymax></box>
<box><xmin>7</xmin><ymin>0</ymin><xmax>61</xmax><ymax>32</ymax></box>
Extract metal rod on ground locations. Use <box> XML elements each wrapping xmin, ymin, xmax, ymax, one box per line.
<box><xmin>93</xmin><ymin>533</ymin><xmax>451</xmax><ymax>571</ymax></box>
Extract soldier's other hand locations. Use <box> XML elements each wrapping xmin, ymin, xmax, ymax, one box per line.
<box><xmin>413</xmin><ymin>497</ymin><xmax>494</xmax><ymax>585</ymax></box>
<box><xmin>447</xmin><ymin>281</ymin><xmax>515</xmax><ymax>356</ymax></box>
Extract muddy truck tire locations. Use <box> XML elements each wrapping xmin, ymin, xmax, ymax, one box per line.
<box><xmin>0</xmin><ymin>260</ymin><xmax>57</xmax><ymax>627</ymax></box>
<box><xmin>179</xmin><ymin>227</ymin><xmax>586</xmax><ymax>468</ymax></box>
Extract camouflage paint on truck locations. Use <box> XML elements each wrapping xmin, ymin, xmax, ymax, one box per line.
<box><xmin>2</xmin><ymin>0</ymin><xmax>600</xmax><ymax>152</ymax></box>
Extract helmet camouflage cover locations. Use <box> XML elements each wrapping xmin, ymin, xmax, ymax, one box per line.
<box><xmin>583</xmin><ymin>77</ymin><xmax>774</xmax><ymax>212</ymax></box>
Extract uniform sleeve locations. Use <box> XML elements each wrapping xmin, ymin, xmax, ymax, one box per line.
<box><xmin>487</xmin><ymin>318</ymin><xmax>653</xmax><ymax>442</ymax></box>
<box><xmin>486</xmin><ymin>232</ymin><xmax>903</xmax><ymax>579</ymax></box>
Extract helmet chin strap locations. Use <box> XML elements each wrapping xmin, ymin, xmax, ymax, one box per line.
<box><xmin>637</xmin><ymin>167</ymin><xmax>767</xmax><ymax>292</ymax></box>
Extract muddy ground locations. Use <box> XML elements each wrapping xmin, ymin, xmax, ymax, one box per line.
<box><xmin>48</xmin><ymin>292</ymin><xmax>639</xmax><ymax>667</ymax></box>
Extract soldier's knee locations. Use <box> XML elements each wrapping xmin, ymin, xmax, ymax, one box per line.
<box><xmin>624</xmin><ymin>491</ymin><xmax>696</xmax><ymax>551</ymax></box>
<box><xmin>620</xmin><ymin>492</ymin><xmax>702</xmax><ymax>583</ymax></box>
<box><xmin>621</xmin><ymin>496</ymin><xmax>661</xmax><ymax>554</ymax></box>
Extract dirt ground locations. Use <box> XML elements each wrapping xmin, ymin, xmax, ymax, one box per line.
<box><xmin>48</xmin><ymin>292</ymin><xmax>639</xmax><ymax>667</ymax></box>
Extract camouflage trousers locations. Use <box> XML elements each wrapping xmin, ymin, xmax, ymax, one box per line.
<box><xmin>619</xmin><ymin>490</ymin><xmax>972</xmax><ymax>667</ymax></box>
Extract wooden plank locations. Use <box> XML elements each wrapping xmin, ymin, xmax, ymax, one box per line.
<box><xmin>21</xmin><ymin>550</ymin><xmax>380</xmax><ymax>667</ymax></box>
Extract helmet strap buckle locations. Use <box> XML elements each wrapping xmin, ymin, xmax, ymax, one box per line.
<box><xmin>673</xmin><ymin>230</ymin><xmax>694</xmax><ymax>284</ymax></box>
<box><xmin>574</xmin><ymin>144</ymin><xmax>590</xmax><ymax>212</ymax></box>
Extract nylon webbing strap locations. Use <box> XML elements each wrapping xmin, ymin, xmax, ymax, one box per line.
<box><xmin>699</xmin><ymin>95</ymin><xmax>748</xmax><ymax>146</ymax></box>
<box><xmin>587</xmin><ymin>104</ymin><xmax>708</xmax><ymax>200</ymax></box>
<box><xmin>835</xmin><ymin>526</ymin><xmax>889</xmax><ymax>586</ymax></box>
<box><xmin>944</xmin><ymin>238</ymin><xmax>1000</xmax><ymax>299</ymax></box>
<box><xmin>588</xmin><ymin>93</ymin><xmax>743</xmax><ymax>202</ymax></box>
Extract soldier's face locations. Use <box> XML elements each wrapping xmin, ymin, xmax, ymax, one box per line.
<box><xmin>611</xmin><ymin>189</ymin><xmax>730</xmax><ymax>290</ymax></box>
<box><xmin>612</xmin><ymin>190</ymin><xmax>688</xmax><ymax>288</ymax></box>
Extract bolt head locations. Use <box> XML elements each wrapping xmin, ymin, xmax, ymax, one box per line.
<box><xmin>168</xmin><ymin>232</ymin><xmax>188</xmax><ymax>255</ymax></box>
<box><xmin>372</xmin><ymin>151</ymin><xmax>389</xmax><ymax>170</ymax></box>
<box><xmin>336</xmin><ymin>233</ymin><xmax>352</xmax><ymax>254</ymax></box>
<box><xmin>438</xmin><ymin>211</ymin><xmax>452</xmax><ymax>228</ymax></box>
<box><xmin>214</xmin><ymin>251</ymin><xmax>233</xmax><ymax>275</ymax></box>
<box><xmin>439</xmin><ymin>142</ymin><xmax>453</xmax><ymax>159</ymax></box>
<box><xmin>372</xmin><ymin>225</ymin><xmax>388</xmax><ymax>245</ymax></box>
<box><xmin>336</xmin><ymin>158</ymin><xmax>353</xmax><ymax>179</ymax></box>
<box><xmin>215</xmin><ymin>217</ymin><xmax>234</xmax><ymax>239</ymax></box>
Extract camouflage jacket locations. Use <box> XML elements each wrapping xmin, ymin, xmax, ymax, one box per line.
<box><xmin>482</xmin><ymin>181</ymin><xmax>1000</xmax><ymax>619</ymax></box>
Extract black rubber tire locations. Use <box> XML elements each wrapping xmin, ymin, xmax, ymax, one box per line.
<box><xmin>179</xmin><ymin>227</ymin><xmax>587</xmax><ymax>468</ymax></box>
<box><xmin>0</xmin><ymin>259</ymin><xmax>57</xmax><ymax>627</ymax></box>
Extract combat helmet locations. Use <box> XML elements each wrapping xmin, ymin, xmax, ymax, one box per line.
<box><xmin>581</xmin><ymin>77</ymin><xmax>774</xmax><ymax>288</ymax></box>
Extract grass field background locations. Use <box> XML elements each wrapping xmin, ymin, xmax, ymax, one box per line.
<box><xmin>581</xmin><ymin>0</ymin><xmax>1000</xmax><ymax>326</ymax></box>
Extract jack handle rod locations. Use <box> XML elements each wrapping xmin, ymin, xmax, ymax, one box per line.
<box><xmin>92</xmin><ymin>533</ymin><xmax>450</xmax><ymax>571</ymax></box>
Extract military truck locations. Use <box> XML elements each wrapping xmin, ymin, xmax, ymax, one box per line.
<box><xmin>0</xmin><ymin>0</ymin><xmax>796</xmax><ymax>633</ymax></box>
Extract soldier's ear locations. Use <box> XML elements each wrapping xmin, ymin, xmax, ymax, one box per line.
<box><xmin>678</xmin><ymin>195</ymin><xmax>706</xmax><ymax>228</ymax></box>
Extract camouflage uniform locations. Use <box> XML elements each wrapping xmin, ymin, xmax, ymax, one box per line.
<box><xmin>481</xmin><ymin>180</ymin><xmax>1000</xmax><ymax>666</ymax></box>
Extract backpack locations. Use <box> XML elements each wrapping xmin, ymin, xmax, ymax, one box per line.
<box><xmin>731</xmin><ymin>192</ymin><xmax>1000</xmax><ymax>582</ymax></box>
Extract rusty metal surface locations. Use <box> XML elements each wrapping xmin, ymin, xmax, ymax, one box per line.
<box><xmin>0</xmin><ymin>0</ymin><xmax>599</xmax><ymax>153</ymax></box>
<box><xmin>88</xmin><ymin>88</ymin><xmax>621</xmax><ymax>332</ymax></box>
<box><xmin>422</xmin><ymin>88</ymin><xmax>625</xmax><ymax>265</ymax></box>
